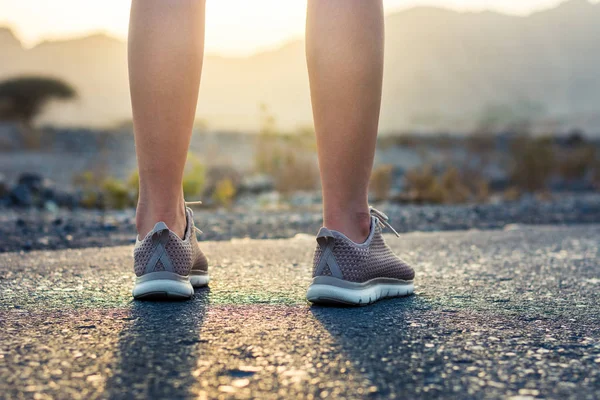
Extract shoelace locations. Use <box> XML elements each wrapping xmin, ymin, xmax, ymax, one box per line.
<box><xmin>369</xmin><ymin>207</ymin><xmax>400</xmax><ymax>237</ymax></box>
<box><xmin>184</xmin><ymin>200</ymin><xmax>204</xmax><ymax>235</ymax></box>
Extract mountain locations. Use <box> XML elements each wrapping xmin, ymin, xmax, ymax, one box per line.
<box><xmin>1</xmin><ymin>0</ymin><xmax>600</xmax><ymax>134</ymax></box>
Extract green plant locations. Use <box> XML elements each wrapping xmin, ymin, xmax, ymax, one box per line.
<box><xmin>212</xmin><ymin>178</ymin><xmax>236</xmax><ymax>207</ymax></box>
<box><xmin>127</xmin><ymin>170</ymin><xmax>140</xmax><ymax>199</ymax></box>
<box><xmin>183</xmin><ymin>153</ymin><xmax>206</xmax><ymax>199</ymax></box>
<box><xmin>101</xmin><ymin>178</ymin><xmax>132</xmax><ymax>209</ymax></box>
<box><xmin>73</xmin><ymin>170</ymin><xmax>98</xmax><ymax>187</ymax></box>
<box><xmin>80</xmin><ymin>190</ymin><xmax>100</xmax><ymax>209</ymax></box>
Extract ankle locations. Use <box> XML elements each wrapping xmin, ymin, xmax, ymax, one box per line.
<box><xmin>324</xmin><ymin>209</ymin><xmax>372</xmax><ymax>243</ymax></box>
<box><xmin>136</xmin><ymin>200</ymin><xmax>186</xmax><ymax>239</ymax></box>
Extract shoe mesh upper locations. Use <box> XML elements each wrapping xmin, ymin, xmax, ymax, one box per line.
<box><xmin>189</xmin><ymin>225</ymin><xmax>208</xmax><ymax>273</ymax></box>
<box><xmin>312</xmin><ymin>221</ymin><xmax>414</xmax><ymax>283</ymax></box>
<box><xmin>133</xmin><ymin>238</ymin><xmax>154</xmax><ymax>276</ymax></box>
<box><xmin>163</xmin><ymin>232</ymin><xmax>194</xmax><ymax>276</ymax></box>
<box><xmin>133</xmin><ymin>208</ymin><xmax>208</xmax><ymax>277</ymax></box>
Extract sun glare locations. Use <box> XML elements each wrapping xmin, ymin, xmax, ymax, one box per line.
<box><xmin>0</xmin><ymin>0</ymin><xmax>595</xmax><ymax>55</ymax></box>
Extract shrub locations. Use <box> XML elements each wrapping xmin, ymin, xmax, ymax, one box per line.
<box><xmin>474</xmin><ymin>179</ymin><xmax>491</xmax><ymax>203</ymax></box>
<box><xmin>440</xmin><ymin>167</ymin><xmax>471</xmax><ymax>204</ymax></box>
<box><xmin>127</xmin><ymin>170</ymin><xmax>140</xmax><ymax>200</ymax></box>
<box><xmin>101</xmin><ymin>178</ymin><xmax>132</xmax><ymax>209</ymax></box>
<box><xmin>73</xmin><ymin>171</ymin><xmax>99</xmax><ymax>187</ymax></box>
<box><xmin>271</xmin><ymin>150</ymin><xmax>319</xmax><ymax>194</ymax></box>
<box><xmin>74</xmin><ymin>170</ymin><xmax>136</xmax><ymax>209</ymax></box>
<box><xmin>370</xmin><ymin>164</ymin><xmax>394</xmax><ymax>201</ymax></box>
<box><xmin>403</xmin><ymin>165</ymin><xmax>490</xmax><ymax>204</ymax></box>
<box><xmin>183</xmin><ymin>153</ymin><xmax>206</xmax><ymax>199</ymax></box>
<box><xmin>404</xmin><ymin>166</ymin><xmax>445</xmax><ymax>204</ymax></box>
<box><xmin>509</xmin><ymin>136</ymin><xmax>555</xmax><ymax>192</ymax></box>
<box><xmin>503</xmin><ymin>187</ymin><xmax>521</xmax><ymax>202</ymax></box>
<box><xmin>212</xmin><ymin>178</ymin><xmax>236</xmax><ymax>207</ymax></box>
<box><xmin>80</xmin><ymin>190</ymin><xmax>101</xmax><ymax>209</ymax></box>
<box><xmin>254</xmin><ymin>107</ymin><xmax>319</xmax><ymax>194</ymax></box>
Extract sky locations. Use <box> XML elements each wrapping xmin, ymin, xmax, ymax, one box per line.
<box><xmin>0</xmin><ymin>0</ymin><xmax>595</xmax><ymax>56</ymax></box>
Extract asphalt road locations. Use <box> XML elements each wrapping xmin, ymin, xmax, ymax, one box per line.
<box><xmin>1</xmin><ymin>225</ymin><xmax>600</xmax><ymax>399</ymax></box>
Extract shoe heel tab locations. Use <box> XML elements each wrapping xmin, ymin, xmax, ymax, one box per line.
<box><xmin>151</xmin><ymin>221</ymin><xmax>170</xmax><ymax>233</ymax></box>
<box><xmin>316</xmin><ymin>227</ymin><xmax>335</xmax><ymax>247</ymax></box>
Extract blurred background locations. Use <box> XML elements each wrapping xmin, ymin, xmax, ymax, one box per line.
<box><xmin>1</xmin><ymin>0</ymin><xmax>599</xmax><ymax>251</ymax></box>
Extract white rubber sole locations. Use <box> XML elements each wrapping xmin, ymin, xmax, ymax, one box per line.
<box><xmin>190</xmin><ymin>273</ymin><xmax>210</xmax><ymax>288</ymax></box>
<box><xmin>306</xmin><ymin>276</ymin><xmax>414</xmax><ymax>306</ymax></box>
<box><xmin>133</xmin><ymin>271</ymin><xmax>194</xmax><ymax>300</ymax></box>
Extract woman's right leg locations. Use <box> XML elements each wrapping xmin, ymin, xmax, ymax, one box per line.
<box><xmin>129</xmin><ymin>0</ymin><xmax>205</xmax><ymax>239</ymax></box>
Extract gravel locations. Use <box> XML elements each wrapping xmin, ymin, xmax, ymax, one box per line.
<box><xmin>1</xmin><ymin>193</ymin><xmax>600</xmax><ymax>253</ymax></box>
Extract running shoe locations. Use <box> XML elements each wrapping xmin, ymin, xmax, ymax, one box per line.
<box><xmin>132</xmin><ymin>206</ymin><xmax>209</xmax><ymax>300</ymax></box>
<box><xmin>306</xmin><ymin>207</ymin><xmax>414</xmax><ymax>306</ymax></box>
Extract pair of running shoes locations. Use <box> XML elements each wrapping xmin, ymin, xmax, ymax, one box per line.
<box><xmin>132</xmin><ymin>206</ymin><xmax>414</xmax><ymax>306</ymax></box>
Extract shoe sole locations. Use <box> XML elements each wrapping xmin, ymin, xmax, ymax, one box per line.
<box><xmin>133</xmin><ymin>271</ymin><xmax>194</xmax><ymax>300</ymax></box>
<box><xmin>190</xmin><ymin>272</ymin><xmax>210</xmax><ymax>288</ymax></box>
<box><xmin>306</xmin><ymin>276</ymin><xmax>414</xmax><ymax>306</ymax></box>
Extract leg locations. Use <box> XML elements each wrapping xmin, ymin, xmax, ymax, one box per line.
<box><xmin>306</xmin><ymin>0</ymin><xmax>385</xmax><ymax>243</ymax></box>
<box><xmin>129</xmin><ymin>0</ymin><xmax>205</xmax><ymax>238</ymax></box>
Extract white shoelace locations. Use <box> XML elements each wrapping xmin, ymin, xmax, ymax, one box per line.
<box><xmin>369</xmin><ymin>207</ymin><xmax>400</xmax><ymax>237</ymax></box>
<box><xmin>185</xmin><ymin>200</ymin><xmax>204</xmax><ymax>235</ymax></box>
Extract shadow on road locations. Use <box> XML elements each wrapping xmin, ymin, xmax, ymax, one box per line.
<box><xmin>104</xmin><ymin>289</ymin><xmax>209</xmax><ymax>399</ymax></box>
<box><xmin>310</xmin><ymin>295</ymin><xmax>435</xmax><ymax>396</ymax></box>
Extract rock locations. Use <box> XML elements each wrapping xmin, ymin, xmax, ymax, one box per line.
<box><xmin>9</xmin><ymin>184</ymin><xmax>33</xmax><ymax>207</ymax></box>
<box><xmin>17</xmin><ymin>173</ymin><xmax>44</xmax><ymax>191</ymax></box>
<box><xmin>48</xmin><ymin>187</ymin><xmax>80</xmax><ymax>209</ymax></box>
<box><xmin>239</xmin><ymin>174</ymin><xmax>275</xmax><ymax>194</ymax></box>
<box><xmin>44</xmin><ymin>201</ymin><xmax>59</xmax><ymax>213</ymax></box>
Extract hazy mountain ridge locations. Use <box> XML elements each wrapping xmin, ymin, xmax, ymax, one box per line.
<box><xmin>1</xmin><ymin>0</ymin><xmax>600</xmax><ymax>134</ymax></box>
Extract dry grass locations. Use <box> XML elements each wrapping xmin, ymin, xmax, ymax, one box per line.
<box><xmin>403</xmin><ymin>165</ymin><xmax>490</xmax><ymax>204</ymax></box>
<box><xmin>212</xmin><ymin>178</ymin><xmax>237</xmax><ymax>207</ymax></box>
<box><xmin>370</xmin><ymin>164</ymin><xmax>394</xmax><ymax>201</ymax></box>
<box><xmin>255</xmin><ymin>140</ymin><xmax>319</xmax><ymax>194</ymax></box>
<box><xmin>254</xmin><ymin>107</ymin><xmax>319</xmax><ymax>194</ymax></box>
<box><xmin>509</xmin><ymin>136</ymin><xmax>555</xmax><ymax>191</ymax></box>
<box><xmin>404</xmin><ymin>166</ymin><xmax>445</xmax><ymax>204</ymax></box>
<box><xmin>182</xmin><ymin>153</ymin><xmax>206</xmax><ymax>199</ymax></box>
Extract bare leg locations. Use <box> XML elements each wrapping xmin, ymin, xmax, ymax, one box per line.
<box><xmin>128</xmin><ymin>0</ymin><xmax>205</xmax><ymax>238</ymax></box>
<box><xmin>306</xmin><ymin>0</ymin><xmax>385</xmax><ymax>243</ymax></box>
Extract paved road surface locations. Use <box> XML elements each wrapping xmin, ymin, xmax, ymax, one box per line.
<box><xmin>1</xmin><ymin>225</ymin><xmax>600</xmax><ymax>399</ymax></box>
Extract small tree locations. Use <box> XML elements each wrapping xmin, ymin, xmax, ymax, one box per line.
<box><xmin>0</xmin><ymin>76</ymin><xmax>76</xmax><ymax>147</ymax></box>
